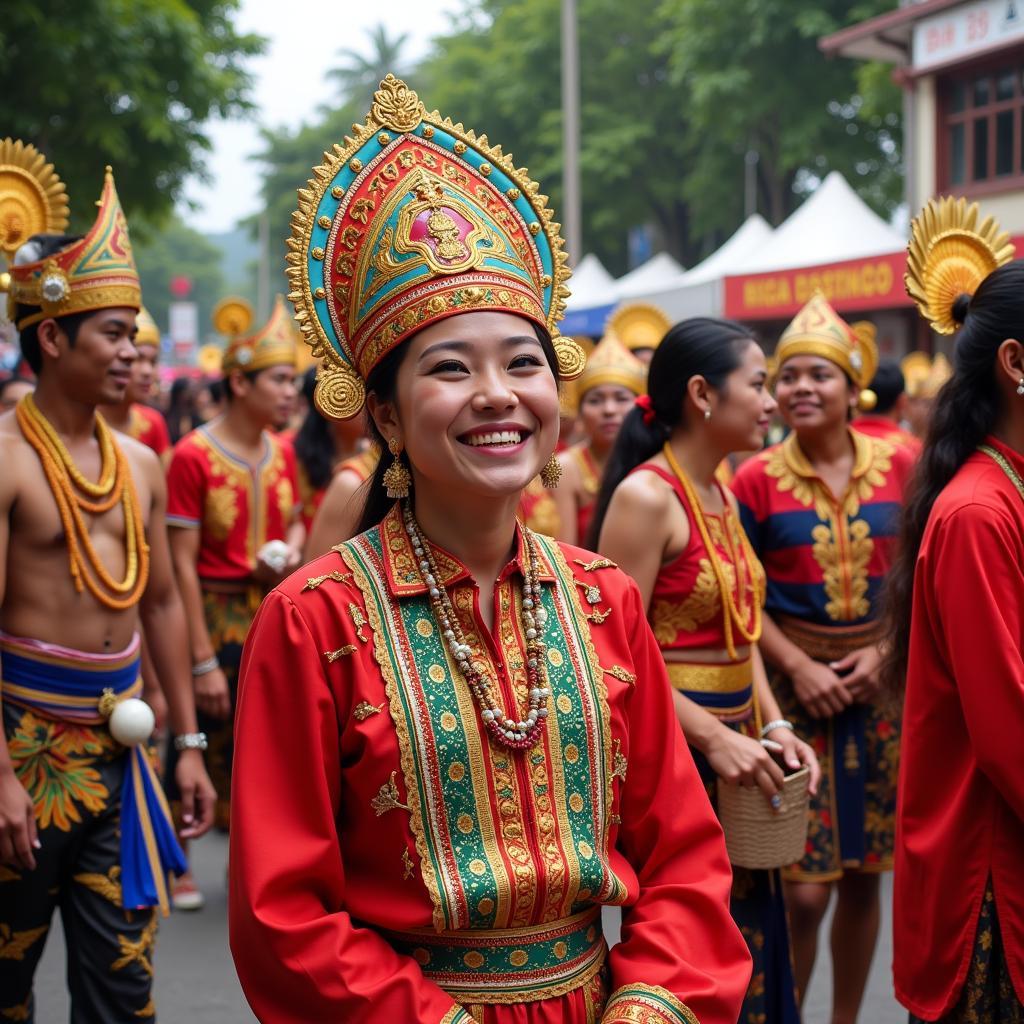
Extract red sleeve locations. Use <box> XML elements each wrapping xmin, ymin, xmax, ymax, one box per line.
<box><xmin>228</xmin><ymin>590</ymin><xmax>472</xmax><ymax>1024</ymax></box>
<box><xmin>165</xmin><ymin>439</ymin><xmax>205</xmax><ymax>528</ymax></box>
<box><xmin>604</xmin><ymin>582</ymin><xmax>751</xmax><ymax>1024</ymax></box>
<box><xmin>932</xmin><ymin>505</ymin><xmax>1024</xmax><ymax>819</ymax></box>
<box><xmin>145</xmin><ymin>407</ymin><xmax>170</xmax><ymax>457</ymax></box>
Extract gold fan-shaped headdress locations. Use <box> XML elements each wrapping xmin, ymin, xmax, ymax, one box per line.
<box><xmin>0</xmin><ymin>139</ymin><xmax>70</xmax><ymax>262</ymax></box>
<box><xmin>905</xmin><ymin>196</ymin><xmax>1015</xmax><ymax>334</ymax></box>
<box><xmin>212</xmin><ymin>296</ymin><xmax>255</xmax><ymax>338</ymax></box>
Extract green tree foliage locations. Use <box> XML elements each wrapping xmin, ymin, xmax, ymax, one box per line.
<box><xmin>328</xmin><ymin>24</ymin><xmax>412</xmax><ymax>111</ymax></box>
<box><xmin>658</xmin><ymin>0</ymin><xmax>902</xmax><ymax>231</ymax></box>
<box><xmin>0</xmin><ymin>0</ymin><xmax>264</xmax><ymax>229</ymax></box>
<box><xmin>254</xmin><ymin>1</ymin><xmax>902</xmax><ymax>274</ymax></box>
<box><xmin>134</xmin><ymin>215</ymin><xmax>226</xmax><ymax>339</ymax></box>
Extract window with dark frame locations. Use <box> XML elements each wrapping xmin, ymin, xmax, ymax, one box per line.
<box><xmin>939</xmin><ymin>57</ymin><xmax>1024</xmax><ymax>192</ymax></box>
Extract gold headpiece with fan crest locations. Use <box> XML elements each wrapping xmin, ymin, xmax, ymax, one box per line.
<box><xmin>212</xmin><ymin>296</ymin><xmax>254</xmax><ymax>338</ymax></box>
<box><xmin>0</xmin><ymin>139</ymin><xmax>70</xmax><ymax>262</ymax></box>
<box><xmin>905</xmin><ymin>196</ymin><xmax>1015</xmax><ymax>335</ymax></box>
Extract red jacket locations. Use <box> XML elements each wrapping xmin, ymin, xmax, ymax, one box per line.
<box><xmin>894</xmin><ymin>436</ymin><xmax>1024</xmax><ymax>1016</ymax></box>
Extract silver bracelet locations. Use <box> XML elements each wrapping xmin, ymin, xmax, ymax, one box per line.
<box><xmin>191</xmin><ymin>656</ymin><xmax>219</xmax><ymax>677</ymax></box>
<box><xmin>760</xmin><ymin>718</ymin><xmax>794</xmax><ymax>738</ymax></box>
<box><xmin>173</xmin><ymin>732</ymin><xmax>209</xmax><ymax>752</ymax></box>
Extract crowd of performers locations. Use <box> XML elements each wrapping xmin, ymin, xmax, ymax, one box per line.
<box><xmin>0</xmin><ymin>76</ymin><xmax>1022</xmax><ymax>1024</ymax></box>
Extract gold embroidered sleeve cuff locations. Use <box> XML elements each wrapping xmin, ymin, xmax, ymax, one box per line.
<box><xmin>602</xmin><ymin>983</ymin><xmax>699</xmax><ymax>1024</ymax></box>
<box><xmin>439</xmin><ymin>1007</ymin><xmax>475</xmax><ymax>1024</ymax></box>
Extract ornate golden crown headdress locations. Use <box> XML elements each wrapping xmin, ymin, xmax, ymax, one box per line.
<box><xmin>606</xmin><ymin>302</ymin><xmax>671</xmax><ymax>354</ymax></box>
<box><xmin>0</xmin><ymin>138</ymin><xmax>70</xmax><ymax>262</ymax></box>
<box><xmin>287</xmin><ymin>74</ymin><xmax>580</xmax><ymax>420</ymax></box>
<box><xmin>577</xmin><ymin>333</ymin><xmax>647</xmax><ymax>397</ymax></box>
<box><xmin>905</xmin><ymin>196</ymin><xmax>1015</xmax><ymax>334</ymax></box>
<box><xmin>217</xmin><ymin>295</ymin><xmax>298</xmax><ymax>374</ymax></box>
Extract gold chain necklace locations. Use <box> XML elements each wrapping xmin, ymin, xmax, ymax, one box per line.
<box><xmin>17</xmin><ymin>396</ymin><xmax>150</xmax><ymax>610</ymax></box>
<box><xmin>979</xmin><ymin>444</ymin><xmax>1024</xmax><ymax>502</ymax></box>
<box><xmin>663</xmin><ymin>443</ymin><xmax>762</xmax><ymax>659</ymax></box>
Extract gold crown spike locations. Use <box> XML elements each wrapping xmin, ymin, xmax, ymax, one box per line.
<box><xmin>135</xmin><ymin>306</ymin><xmax>160</xmax><ymax>347</ymax></box>
<box><xmin>0</xmin><ymin>139</ymin><xmax>70</xmax><ymax>261</ymax></box>
<box><xmin>212</xmin><ymin>296</ymin><xmax>255</xmax><ymax>338</ymax></box>
<box><xmin>578</xmin><ymin>334</ymin><xmax>648</xmax><ymax>397</ymax></box>
<box><xmin>905</xmin><ymin>196</ymin><xmax>1015</xmax><ymax>335</ymax></box>
<box><xmin>606</xmin><ymin>302</ymin><xmax>671</xmax><ymax>353</ymax></box>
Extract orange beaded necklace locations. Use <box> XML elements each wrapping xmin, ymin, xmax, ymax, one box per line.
<box><xmin>16</xmin><ymin>395</ymin><xmax>150</xmax><ymax>611</ymax></box>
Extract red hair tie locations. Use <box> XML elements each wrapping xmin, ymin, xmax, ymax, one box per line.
<box><xmin>635</xmin><ymin>394</ymin><xmax>656</xmax><ymax>425</ymax></box>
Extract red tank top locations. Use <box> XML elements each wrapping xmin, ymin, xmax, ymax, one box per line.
<box><xmin>633</xmin><ymin>464</ymin><xmax>765</xmax><ymax>718</ymax></box>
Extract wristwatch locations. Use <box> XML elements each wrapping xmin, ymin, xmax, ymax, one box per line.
<box><xmin>173</xmin><ymin>732</ymin><xmax>209</xmax><ymax>752</ymax></box>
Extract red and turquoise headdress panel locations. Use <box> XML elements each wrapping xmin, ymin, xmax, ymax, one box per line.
<box><xmin>288</xmin><ymin>75</ymin><xmax>583</xmax><ymax>419</ymax></box>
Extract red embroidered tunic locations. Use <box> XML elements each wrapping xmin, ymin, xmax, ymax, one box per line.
<box><xmin>229</xmin><ymin>506</ymin><xmax>752</xmax><ymax>1024</ymax></box>
<box><xmin>850</xmin><ymin>416</ymin><xmax>921</xmax><ymax>459</ymax></box>
<box><xmin>635</xmin><ymin>466</ymin><xmax>763</xmax><ymax>719</ymax></box>
<box><xmin>127</xmin><ymin>403</ymin><xmax>170</xmax><ymax>459</ymax></box>
<box><xmin>166</xmin><ymin>426</ymin><xmax>300</xmax><ymax>581</ymax></box>
<box><xmin>894</xmin><ymin>437</ymin><xmax>1024</xmax><ymax>1017</ymax></box>
<box><xmin>732</xmin><ymin>430</ymin><xmax>916</xmax><ymax>627</ymax></box>
<box><xmin>517</xmin><ymin>476</ymin><xmax>561</xmax><ymax>536</ymax></box>
<box><xmin>569</xmin><ymin>445</ymin><xmax>600</xmax><ymax>543</ymax></box>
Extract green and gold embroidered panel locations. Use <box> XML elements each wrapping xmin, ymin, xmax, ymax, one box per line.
<box><xmin>340</xmin><ymin>523</ymin><xmax>624</xmax><ymax>932</ymax></box>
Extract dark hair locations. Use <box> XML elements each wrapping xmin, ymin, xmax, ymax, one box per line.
<box><xmin>166</xmin><ymin>377</ymin><xmax>196</xmax><ymax>444</ymax></box>
<box><xmin>13</xmin><ymin>233</ymin><xmax>92</xmax><ymax>373</ymax></box>
<box><xmin>884</xmin><ymin>259</ymin><xmax>1024</xmax><ymax>690</ymax></box>
<box><xmin>294</xmin><ymin>367</ymin><xmax>338</xmax><ymax>490</ymax></box>
<box><xmin>356</xmin><ymin>321</ymin><xmax>561</xmax><ymax>534</ymax></box>
<box><xmin>587</xmin><ymin>317</ymin><xmax>756</xmax><ymax>548</ymax></box>
<box><xmin>868</xmin><ymin>359</ymin><xmax>906</xmax><ymax>414</ymax></box>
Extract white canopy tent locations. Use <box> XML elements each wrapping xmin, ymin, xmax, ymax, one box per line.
<box><xmin>610</xmin><ymin>214</ymin><xmax>774</xmax><ymax>321</ymax></box>
<box><xmin>561</xmin><ymin>253</ymin><xmax>618</xmax><ymax>335</ymax></box>
<box><xmin>731</xmin><ymin>171</ymin><xmax>904</xmax><ymax>273</ymax></box>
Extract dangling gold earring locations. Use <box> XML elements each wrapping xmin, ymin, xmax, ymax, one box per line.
<box><xmin>383</xmin><ymin>437</ymin><xmax>411</xmax><ymax>499</ymax></box>
<box><xmin>540</xmin><ymin>453</ymin><xmax>562</xmax><ymax>489</ymax></box>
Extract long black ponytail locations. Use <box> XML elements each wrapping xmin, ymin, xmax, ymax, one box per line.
<box><xmin>587</xmin><ymin>317</ymin><xmax>755</xmax><ymax>548</ymax></box>
<box><xmin>355</xmin><ymin>322</ymin><xmax>561</xmax><ymax>535</ymax></box>
<box><xmin>884</xmin><ymin>259</ymin><xmax>1024</xmax><ymax>689</ymax></box>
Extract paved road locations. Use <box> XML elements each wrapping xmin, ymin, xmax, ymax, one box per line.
<box><xmin>34</xmin><ymin>831</ymin><xmax>904</xmax><ymax>1022</ymax></box>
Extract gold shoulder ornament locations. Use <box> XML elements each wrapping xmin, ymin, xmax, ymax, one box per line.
<box><xmin>905</xmin><ymin>195</ymin><xmax>1015</xmax><ymax>334</ymax></box>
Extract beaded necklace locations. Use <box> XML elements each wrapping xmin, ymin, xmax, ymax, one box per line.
<box><xmin>401</xmin><ymin>502</ymin><xmax>551</xmax><ymax>751</ymax></box>
<box><xmin>663</xmin><ymin>443</ymin><xmax>762</xmax><ymax>659</ymax></box>
<box><xmin>17</xmin><ymin>395</ymin><xmax>150</xmax><ymax>611</ymax></box>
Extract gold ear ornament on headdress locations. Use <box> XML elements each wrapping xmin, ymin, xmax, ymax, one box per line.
<box><xmin>606</xmin><ymin>302</ymin><xmax>671</xmax><ymax>353</ymax></box>
<box><xmin>0</xmin><ymin>138</ymin><xmax>70</xmax><ymax>262</ymax></box>
<box><xmin>905</xmin><ymin>196</ymin><xmax>1015</xmax><ymax>335</ymax></box>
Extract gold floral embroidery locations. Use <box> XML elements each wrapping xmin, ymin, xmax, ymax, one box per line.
<box><xmin>111</xmin><ymin>911</ymin><xmax>158</xmax><ymax>976</ymax></box>
<box><xmin>612</xmin><ymin>739</ymin><xmax>627</xmax><ymax>782</ymax></box>
<box><xmin>204</xmin><ymin>484</ymin><xmax>239</xmax><ymax>541</ymax></box>
<box><xmin>74</xmin><ymin>865</ymin><xmax>122</xmax><ymax>905</ymax></box>
<box><xmin>811</xmin><ymin>518</ymin><xmax>873</xmax><ymax>621</ymax></box>
<box><xmin>349</xmin><ymin>603</ymin><xmax>369</xmax><ymax>642</ymax></box>
<box><xmin>276</xmin><ymin>477</ymin><xmax>295</xmax><ymax>525</ymax></box>
<box><xmin>574</xmin><ymin>557</ymin><xmax>617</xmax><ymax>572</ymax></box>
<box><xmin>1</xmin><ymin>995</ymin><xmax>32</xmax><ymax>1021</ymax></box>
<box><xmin>302</xmin><ymin>570</ymin><xmax>353</xmax><ymax>591</ymax></box>
<box><xmin>604</xmin><ymin>665</ymin><xmax>636</xmax><ymax>685</ymax></box>
<box><xmin>575</xmin><ymin>580</ymin><xmax>602</xmax><ymax>605</ymax></box>
<box><xmin>586</xmin><ymin>607</ymin><xmax>612</xmax><ymax>625</ymax></box>
<box><xmin>0</xmin><ymin>923</ymin><xmax>47</xmax><ymax>962</ymax></box>
<box><xmin>371</xmin><ymin>771</ymin><xmax>411</xmax><ymax>816</ymax></box>
<box><xmin>402</xmin><ymin>848</ymin><xmax>416</xmax><ymax>880</ymax></box>
<box><xmin>354</xmin><ymin>700</ymin><xmax>385</xmax><ymax>720</ymax></box>
<box><xmin>134</xmin><ymin>996</ymin><xmax>156</xmax><ymax>1018</ymax></box>
<box><xmin>325</xmin><ymin>645</ymin><xmax>357</xmax><ymax>663</ymax></box>
<box><xmin>650</xmin><ymin>558</ymin><xmax>720</xmax><ymax>643</ymax></box>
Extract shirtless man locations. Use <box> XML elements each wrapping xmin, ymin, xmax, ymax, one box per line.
<box><xmin>0</xmin><ymin>172</ymin><xmax>214</xmax><ymax>1022</ymax></box>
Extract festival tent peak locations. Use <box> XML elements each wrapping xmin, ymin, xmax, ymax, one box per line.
<box><xmin>731</xmin><ymin>171</ymin><xmax>905</xmax><ymax>273</ymax></box>
<box><xmin>562</xmin><ymin>253</ymin><xmax>617</xmax><ymax>336</ymax></box>
<box><xmin>606</xmin><ymin>214</ymin><xmax>775</xmax><ymax>323</ymax></box>
<box><xmin>614</xmin><ymin>252</ymin><xmax>685</xmax><ymax>298</ymax></box>
<box><xmin>724</xmin><ymin>171</ymin><xmax>910</xmax><ymax>320</ymax></box>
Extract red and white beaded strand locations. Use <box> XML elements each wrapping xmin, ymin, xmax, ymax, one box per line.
<box><xmin>402</xmin><ymin>502</ymin><xmax>551</xmax><ymax>750</ymax></box>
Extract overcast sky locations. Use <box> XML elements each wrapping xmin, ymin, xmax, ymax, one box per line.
<box><xmin>182</xmin><ymin>0</ymin><xmax>464</xmax><ymax>233</ymax></box>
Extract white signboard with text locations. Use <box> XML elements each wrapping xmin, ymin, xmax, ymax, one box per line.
<box><xmin>914</xmin><ymin>0</ymin><xmax>1024</xmax><ymax>70</ymax></box>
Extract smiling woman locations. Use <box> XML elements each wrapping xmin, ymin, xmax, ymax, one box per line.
<box><xmin>228</xmin><ymin>76</ymin><xmax>753</xmax><ymax>1024</ymax></box>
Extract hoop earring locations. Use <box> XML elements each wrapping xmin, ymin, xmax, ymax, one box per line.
<box><xmin>540</xmin><ymin>453</ymin><xmax>562</xmax><ymax>489</ymax></box>
<box><xmin>382</xmin><ymin>437</ymin><xmax>411</xmax><ymax>499</ymax></box>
